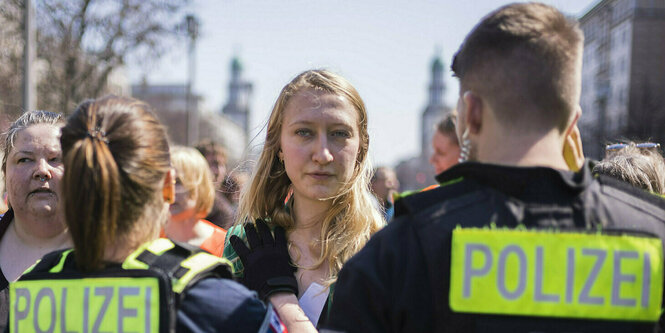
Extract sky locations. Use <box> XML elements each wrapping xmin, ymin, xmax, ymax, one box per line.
<box><xmin>130</xmin><ymin>0</ymin><xmax>599</xmax><ymax>167</ymax></box>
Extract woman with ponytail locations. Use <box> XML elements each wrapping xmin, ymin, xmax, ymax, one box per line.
<box><xmin>9</xmin><ymin>96</ymin><xmax>286</xmax><ymax>333</ymax></box>
<box><xmin>223</xmin><ymin>70</ymin><xmax>384</xmax><ymax>331</ymax></box>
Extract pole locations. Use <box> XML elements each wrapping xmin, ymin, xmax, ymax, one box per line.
<box><xmin>22</xmin><ymin>0</ymin><xmax>36</xmax><ymax>112</ymax></box>
<box><xmin>186</xmin><ymin>15</ymin><xmax>199</xmax><ymax>146</ymax></box>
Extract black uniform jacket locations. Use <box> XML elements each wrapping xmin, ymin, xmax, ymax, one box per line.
<box><xmin>325</xmin><ymin>161</ymin><xmax>665</xmax><ymax>333</ymax></box>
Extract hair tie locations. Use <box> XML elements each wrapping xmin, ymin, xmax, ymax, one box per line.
<box><xmin>87</xmin><ymin>128</ymin><xmax>109</xmax><ymax>144</ymax></box>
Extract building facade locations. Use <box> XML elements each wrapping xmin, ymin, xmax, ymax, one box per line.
<box><xmin>579</xmin><ymin>0</ymin><xmax>665</xmax><ymax>158</ymax></box>
<box><xmin>132</xmin><ymin>82</ymin><xmax>248</xmax><ymax>164</ymax></box>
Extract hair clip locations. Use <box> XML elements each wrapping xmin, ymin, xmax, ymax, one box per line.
<box><xmin>87</xmin><ymin>128</ymin><xmax>109</xmax><ymax>144</ymax></box>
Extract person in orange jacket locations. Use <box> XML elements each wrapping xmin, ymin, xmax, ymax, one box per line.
<box><xmin>165</xmin><ymin>146</ymin><xmax>227</xmax><ymax>256</ymax></box>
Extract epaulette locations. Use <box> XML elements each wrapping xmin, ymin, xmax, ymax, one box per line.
<box><xmin>596</xmin><ymin>174</ymin><xmax>665</xmax><ymax>209</ymax></box>
<box><xmin>394</xmin><ymin>176</ymin><xmax>471</xmax><ymax>218</ymax></box>
<box><xmin>123</xmin><ymin>238</ymin><xmax>234</xmax><ymax>296</ymax></box>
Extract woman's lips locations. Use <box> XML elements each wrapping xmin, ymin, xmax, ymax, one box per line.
<box><xmin>29</xmin><ymin>188</ymin><xmax>54</xmax><ymax>196</ymax></box>
<box><xmin>307</xmin><ymin>172</ymin><xmax>333</xmax><ymax>180</ymax></box>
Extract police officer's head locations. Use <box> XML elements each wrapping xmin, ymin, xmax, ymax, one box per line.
<box><xmin>451</xmin><ymin>3</ymin><xmax>583</xmax><ymax>165</ymax></box>
<box><xmin>60</xmin><ymin>95</ymin><xmax>174</xmax><ymax>272</ymax></box>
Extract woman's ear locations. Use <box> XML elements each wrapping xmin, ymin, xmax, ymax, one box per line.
<box><xmin>163</xmin><ymin>168</ymin><xmax>176</xmax><ymax>204</ymax></box>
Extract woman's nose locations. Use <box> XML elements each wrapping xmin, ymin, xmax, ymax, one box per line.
<box><xmin>33</xmin><ymin>159</ymin><xmax>51</xmax><ymax>181</ymax></box>
<box><xmin>312</xmin><ymin>136</ymin><xmax>334</xmax><ymax>164</ymax></box>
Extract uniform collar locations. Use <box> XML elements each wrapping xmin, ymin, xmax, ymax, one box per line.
<box><xmin>435</xmin><ymin>160</ymin><xmax>594</xmax><ymax>199</ymax></box>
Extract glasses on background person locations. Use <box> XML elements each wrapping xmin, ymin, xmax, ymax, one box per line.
<box><xmin>605</xmin><ymin>142</ymin><xmax>661</xmax><ymax>157</ymax></box>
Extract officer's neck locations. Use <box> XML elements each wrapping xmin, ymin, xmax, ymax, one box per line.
<box><xmin>475</xmin><ymin>128</ymin><xmax>569</xmax><ymax>170</ymax></box>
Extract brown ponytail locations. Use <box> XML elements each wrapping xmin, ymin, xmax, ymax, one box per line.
<box><xmin>60</xmin><ymin>96</ymin><xmax>171</xmax><ymax>272</ymax></box>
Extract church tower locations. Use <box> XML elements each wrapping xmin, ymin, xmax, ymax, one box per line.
<box><xmin>221</xmin><ymin>56</ymin><xmax>253</xmax><ymax>143</ymax></box>
<box><xmin>421</xmin><ymin>53</ymin><xmax>449</xmax><ymax>159</ymax></box>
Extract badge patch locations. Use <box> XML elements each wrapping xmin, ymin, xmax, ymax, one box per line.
<box><xmin>449</xmin><ymin>228</ymin><xmax>663</xmax><ymax>321</ymax></box>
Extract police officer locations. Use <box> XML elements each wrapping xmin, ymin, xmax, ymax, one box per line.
<box><xmin>8</xmin><ymin>96</ymin><xmax>285</xmax><ymax>333</ymax></box>
<box><xmin>324</xmin><ymin>3</ymin><xmax>665</xmax><ymax>333</ymax></box>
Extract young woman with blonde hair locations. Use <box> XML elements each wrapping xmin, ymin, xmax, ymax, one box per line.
<box><xmin>224</xmin><ymin>69</ymin><xmax>384</xmax><ymax>330</ymax></box>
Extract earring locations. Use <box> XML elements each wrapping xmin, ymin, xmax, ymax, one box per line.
<box><xmin>458</xmin><ymin>128</ymin><xmax>471</xmax><ymax>163</ymax></box>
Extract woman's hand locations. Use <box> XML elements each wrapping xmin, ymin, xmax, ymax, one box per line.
<box><xmin>229</xmin><ymin>219</ymin><xmax>298</xmax><ymax>300</ymax></box>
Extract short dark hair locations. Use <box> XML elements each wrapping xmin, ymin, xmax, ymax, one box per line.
<box><xmin>452</xmin><ymin>2</ymin><xmax>583</xmax><ymax>132</ymax></box>
<box><xmin>195</xmin><ymin>139</ymin><xmax>227</xmax><ymax>162</ymax></box>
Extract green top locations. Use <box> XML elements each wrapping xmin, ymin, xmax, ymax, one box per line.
<box><xmin>222</xmin><ymin>221</ymin><xmax>336</xmax><ymax>325</ymax></box>
<box><xmin>222</xmin><ymin>224</ymin><xmax>248</xmax><ymax>279</ymax></box>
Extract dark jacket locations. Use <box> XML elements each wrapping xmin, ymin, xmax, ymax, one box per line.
<box><xmin>326</xmin><ymin>161</ymin><xmax>665</xmax><ymax>333</ymax></box>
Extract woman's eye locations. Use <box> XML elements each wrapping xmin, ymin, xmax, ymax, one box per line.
<box><xmin>296</xmin><ymin>129</ymin><xmax>312</xmax><ymax>137</ymax></box>
<box><xmin>17</xmin><ymin>157</ymin><xmax>31</xmax><ymax>163</ymax></box>
<box><xmin>332</xmin><ymin>130</ymin><xmax>351</xmax><ymax>138</ymax></box>
<box><xmin>49</xmin><ymin>157</ymin><xmax>62</xmax><ymax>164</ymax></box>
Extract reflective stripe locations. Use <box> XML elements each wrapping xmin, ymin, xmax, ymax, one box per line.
<box><xmin>10</xmin><ymin>277</ymin><xmax>160</xmax><ymax>333</ymax></box>
<box><xmin>172</xmin><ymin>252</ymin><xmax>233</xmax><ymax>293</ymax></box>
<box><xmin>124</xmin><ymin>238</ymin><xmax>233</xmax><ymax>293</ymax></box>
<box><xmin>449</xmin><ymin>228</ymin><xmax>664</xmax><ymax>321</ymax></box>
<box><xmin>123</xmin><ymin>238</ymin><xmax>176</xmax><ymax>270</ymax></box>
<box><xmin>49</xmin><ymin>249</ymin><xmax>74</xmax><ymax>273</ymax></box>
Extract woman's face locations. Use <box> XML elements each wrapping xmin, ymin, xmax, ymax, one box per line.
<box><xmin>5</xmin><ymin>124</ymin><xmax>63</xmax><ymax>218</ymax></box>
<box><xmin>279</xmin><ymin>89</ymin><xmax>361</xmax><ymax>203</ymax></box>
<box><xmin>429</xmin><ymin>131</ymin><xmax>460</xmax><ymax>174</ymax></box>
<box><xmin>168</xmin><ymin>182</ymin><xmax>198</xmax><ymax>223</ymax></box>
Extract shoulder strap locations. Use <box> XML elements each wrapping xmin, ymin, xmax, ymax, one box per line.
<box><xmin>20</xmin><ymin>248</ymin><xmax>74</xmax><ymax>277</ymax></box>
<box><xmin>123</xmin><ymin>238</ymin><xmax>234</xmax><ymax>294</ymax></box>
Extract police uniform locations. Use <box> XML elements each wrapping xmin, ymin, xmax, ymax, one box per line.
<box><xmin>8</xmin><ymin>238</ymin><xmax>284</xmax><ymax>333</ymax></box>
<box><xmin>325</xmin><ymin>161</ymin><xmax>665</xmax><ymax>333</ymax></box>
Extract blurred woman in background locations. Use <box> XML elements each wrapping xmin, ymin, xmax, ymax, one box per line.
<box><xmin>166</xmin><ymin>145</ymin><xmax>227</xmax><ymax>256</ymax></box>
<box><xmin>429</xmin><ymin>111</ymin><xmax>460</xmax><ymax>175</ymax></box>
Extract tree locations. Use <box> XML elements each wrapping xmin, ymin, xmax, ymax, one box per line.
<box><xmin>0</xmin><ymin>0</ymin><xmax>190</xmax><ymax>117</ymax></box>
<box><xmin>0</xmin><ymin>1</ymin><xmax>25</xmax><ymax>122</ymax></box>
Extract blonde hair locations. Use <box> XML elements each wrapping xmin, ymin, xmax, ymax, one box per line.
<box><xmin>594</xmin><ymin>145</ymin><xmax>665</xmax><ymax>195</ymax></box>
<box><xmin>236</xmin><ymin>69</ymin><xmax>384</xmax><ymax>285</ymax></box>
<box><xmin>170</xmin><ymin>146</ymin><xmax>215</xmax><ymax>216</ymax></box>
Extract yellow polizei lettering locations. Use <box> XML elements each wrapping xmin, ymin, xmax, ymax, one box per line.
<box><xmin>10</xmin><ymin>277</ymin><xmax>160</xmax><ymax>333</ymax></box>
<box><xmin>449</xmin><ymin>228</ymin><xmax>664</xmax><ymax>321</ymax></box>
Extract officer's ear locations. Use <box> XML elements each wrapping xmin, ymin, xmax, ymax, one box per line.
<box><xmin>462</xmin><ymin>91</ymin><xmax>483</xmax><ymax>135</ymax></box>
<box><xmin>163</xmin><ymin>168</ymin><xmax>176</xmax><ymax>204</ymax></box>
